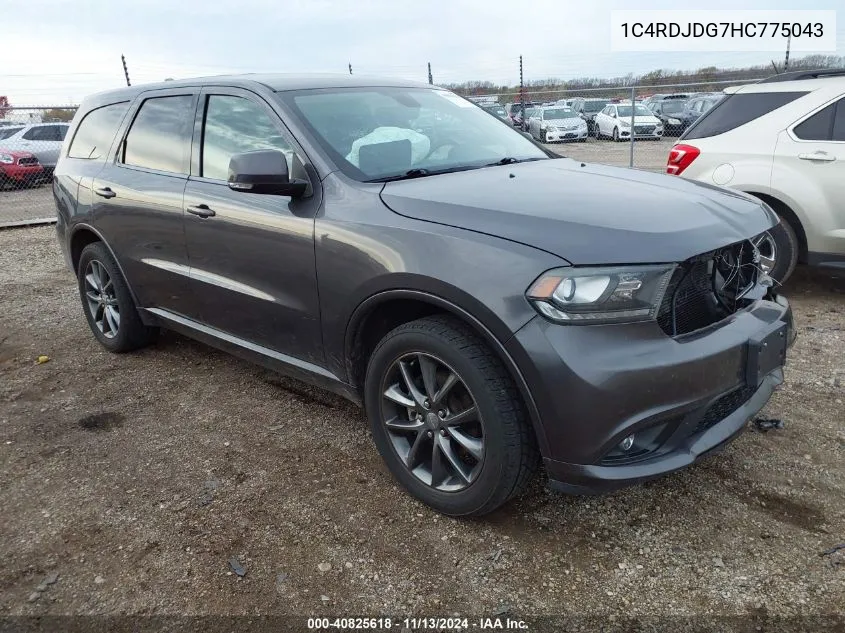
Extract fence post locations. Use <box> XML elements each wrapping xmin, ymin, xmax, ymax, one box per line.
<box><xmin>629</xmin><ymin>86</ymin><xmax>636</xmax><ymax>168</ymax></box>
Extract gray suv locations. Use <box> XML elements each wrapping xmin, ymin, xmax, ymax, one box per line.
<box><xmin>53</xmin><ymin>74</ymin><xmax>794</xmax><ymax>516</ymax></box>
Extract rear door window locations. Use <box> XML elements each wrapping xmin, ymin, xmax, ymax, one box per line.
<box><xmin>683</xmin><ymin>92</ymin><xmax>807</xmax><ymax>140</ymax></box>
<box><xmin>833</xmin><ymin>99</ymin><xmax>845</xmax><ymax>141</ymax></box>
<box><xmin>793</xmin><ymin>103</ymin><xmax>835</xmax><ymax>140</ymax></box>
<box><xmin>68</xmin><ymin>102</ymin><xmax>130</xmax><ymax>160</ymax></box>
<box><xmin>122</xmin><ymin>95</ymin><xmax>195</xmax><ymax>174</ymax></box>
<box><xmin>793</xmin><ymin>97</ymin><xmax>845</xmax><ymax>141</ymax></box>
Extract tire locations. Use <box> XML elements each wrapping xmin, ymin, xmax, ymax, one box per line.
<box><xmin>612</xmin><ymin>127</ymin><xmax>619</xmax><ymax>142</ymax></box>
<box><xmin>594</xmin><ymin>124</ymin><xmax>601</xmax><ymax>140</ymax></box>
<box><xmin>757</xmin><ymin>216</ymin><xmax>799</xmax><ymax>283</ymax></box>
<box><xmin>77</xmin><ymin>242</ymin><xmax>157</xmax><ymax>353</ymax></box>
<box><xmin>365</xmin><ymin>315</ymin><xmax>539</xmax><ymax>516</ymax></box>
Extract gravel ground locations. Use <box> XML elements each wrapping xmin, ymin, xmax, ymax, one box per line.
<box><xmin>0</xmin><ymin>227</ymin><xmax>843</xmax><ymax>630</ymax></box>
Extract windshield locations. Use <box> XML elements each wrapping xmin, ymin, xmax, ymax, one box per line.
<box><xmin>524</xmin><ymin>108</ymin><xmax>538</xmax><ymax>118</ymax></box>
<box><xmin>660</xmin><ymin>101</ymin><xmax>685</xmax><ymax>114</ymax></box>
<box><xmin>582</xmin><ymin>101</ymin><xmax>608</xmax><ymax>112</ymax></box>
<box><xmin>0</xmin><ymin>127</ymin><xmax>23</xmax><ymax>140</ymax></box>
<box><xmin>616</xmin><ymin>105</ymin><xmax>653</xmax><ymax>117</ymax></box>
<box><xmin>542</xmin><ymin>108</ymin><xmax>578</xmax><ymax>120</ymax></box>
<box><xmin>280</xmin><ymin>87</ymin><xmax>548</xmax><ymax>181</ymax></box>
<box><xmin>486</xmin><ymin>105</ymin><xmax>507</xmax><ymax>117</ymax></box>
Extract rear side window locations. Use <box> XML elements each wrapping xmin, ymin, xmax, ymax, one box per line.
<box><xmin>683</xmin><ymin>92</ymin><xmax>807</xmax><ymax>140</ymax></box>
<box><xmin>122</xmin><ymin>95</ymin><xmax>194</xmax><ymax>174</ymax></box>
<box><xmin>68</xmin><ymin>103</ymin><xmax>129</xmax><ymax>160</ymax></box>
<box><xmin>23</xmin><ymin>125</ymin><xmax>65</xmax><ymax>141</ymax></box>
<box><xmin>0</xmin><ymin>127</ymin><xmax>22</xmax><ymax>140</ymax></box>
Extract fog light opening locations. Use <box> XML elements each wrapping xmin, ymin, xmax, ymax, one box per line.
<box><xmin>619</xmin><ymin>434</ymin><xmax>635</xmax><ymax>452</ymax></box>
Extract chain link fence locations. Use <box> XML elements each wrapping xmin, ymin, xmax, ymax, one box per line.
<box><xmin>0</xmin><ymin>80</ymin><xmax>745</xmax><ymax>226</ymax></box>
<box><xmin>0</xmin><ymin>106</ymin><xmax>76</xmax><ymax>227</ymax></box>
<box><xmin>465</xmin><ymin>79</ymin><xmax>754</xmax><ymax>172</ymax></box>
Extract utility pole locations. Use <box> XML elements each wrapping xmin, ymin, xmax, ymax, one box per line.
<box><xmin>784</xmin><ymin>34</ymin><xmax>791</xmax><ymax>71</ymax></box>
<box><xmin>427</xmin><ymin>62</ymin><xmax>433</xmax><ymax>85</ymax></box>
<box><xmin>121</xmin><ymin>54</ymin><xmax>131</xmax><ymax>87</ymax></box>
<box><xmin>519</xmin><ymin>55</ymin><xmax>525</xmax><ymax>118</ymax></box>
<box><xmin>348</xmin><ymin>63</ymin><xmax>352</xmax><ymax>75</ymax></box>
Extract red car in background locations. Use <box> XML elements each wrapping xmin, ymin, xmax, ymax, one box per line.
<box><xmin>0</xmin><ymin>149</ymin><xmax>44</xmax><ymax>190</ymax></box>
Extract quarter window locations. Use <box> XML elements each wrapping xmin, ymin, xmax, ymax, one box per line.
<box><xmin>123</xmin><ymin>95</ymin><xmax>194</xmax><ymax>174</ymax></box>
<box><xmin>68</xmin><ymin>102</ymin><xmax>129</xmax><ymax>160</ymax></box>
<box><xmin>201</xmin><ymin>95</ymin><xmax>291</xmax><ymax>181</ymax></box>
<box><xmin>684</xmin><ymin>92</ymin><xmax>806</xmax><ymax>140</ymax></box>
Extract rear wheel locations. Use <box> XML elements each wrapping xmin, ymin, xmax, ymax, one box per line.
<box><xmin>365</xmin><ymin>315</ymin><xmax>538</xmax><ymax>516</ymax></box>
<box><xmin>77</xmin><ymin>242</ymin><xmax>157</xmax><ymax>353</ymax></box>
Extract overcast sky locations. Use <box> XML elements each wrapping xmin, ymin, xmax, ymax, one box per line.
<box><xmin>1</xmin><ymin>0</ymin><xmax>842</xmax><ymax>105</ymax></box>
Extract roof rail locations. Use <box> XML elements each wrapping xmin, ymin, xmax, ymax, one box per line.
<box><xmin>757</xmin><ymin>68</ymin><xmax>845</xmax><ymax>84</ymax></box>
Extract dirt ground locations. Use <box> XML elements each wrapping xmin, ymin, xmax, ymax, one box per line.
<box><xmin>0</xmin><ymin>226</ymin><xmax>843</xmax><ymax>630</ymax></box>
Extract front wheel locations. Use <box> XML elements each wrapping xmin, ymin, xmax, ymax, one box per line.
<box><xmin>754</xmin><ymin>218</ymin><xmax>798</xmax><ymax>283</ymax></box>
<box><xmin>612</xmin><ymin>127</ymin><xmax>620</xmax><ymax>141</ymax></box>
<box><xmin>365</xmin><ymin>315</ymin><xmax>539</xmax><ymax>516</ymax></box>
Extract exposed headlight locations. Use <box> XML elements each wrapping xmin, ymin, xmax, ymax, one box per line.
<box><xmin>668</xmin><ymin>118</ymin><xmax>681</xmax><ymax>125</ymax></box>
<box><xmin>619</xmin><ymin>119</ymin><xmax>631</xmax><ymax>127</ymax></box>
<box><xmin>0</xmin><ymin>153</ymin><xmax>13</xmax><ymax>164</ymax></box>
<box><xmin>526</xmin><ymin>265</ymin><xmax>676</xmax><ymax>324</ymax></box>
<box><xmin>546</xmin><ymin>126</ymin><xmax>557</xmax><ymax>131</ymax></box>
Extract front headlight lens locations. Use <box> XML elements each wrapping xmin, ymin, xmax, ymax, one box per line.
<box><xmin>0</xmin><ymin>153</ymin><xmax>13</xmax><ymax>164</ymax></box>
<box><xmin>620</xmin><ymin>119</ymin><xmax>631</xmax><ymax>126</ymax></box>
<box><xmin>526</xmin><ymin>265</ymin><xmax>676</xmax><ymax>324</ymax></box>
<box><xmin>668</xmin><ymin>118</ymin><xmax>681</xmax><ymax>125</ymax></box>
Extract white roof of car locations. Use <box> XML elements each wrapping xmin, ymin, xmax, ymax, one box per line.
<box><xmin>726</xmin><ymin>75</ymin><xmax>845</xmax><ymax>94</ymax></box>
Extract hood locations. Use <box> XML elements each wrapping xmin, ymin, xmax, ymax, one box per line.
<box><xmin>380</xmin><ymin>159</ymin><xmax>775</xmax><ymax>265</ymax></box>
<box><xmin>547</xmin><ymin>118</ymin><xmax>585</xmax><ymax>128</ymax></box>
<box><xmin>626</xmin><ymin>114</ymin><xmax>661</xmax><ymax>125</ymax></box>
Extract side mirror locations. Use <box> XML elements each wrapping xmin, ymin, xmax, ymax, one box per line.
<box><xmin>228</xmin><ymin>150</ymin><xmax>308</xmax><ymax>197</ymax></box>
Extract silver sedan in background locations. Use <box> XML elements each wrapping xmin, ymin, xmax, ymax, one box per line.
<box><xmin>528</xmin><ymin>107</ymin><xmax>588</xmax><ymax>143</ymax></box>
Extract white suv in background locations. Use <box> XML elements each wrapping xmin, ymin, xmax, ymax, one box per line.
<box><xmin>0</xmin><ymin>123</ymin><xmax>70</xmax><ymax>176</ymax></box>
<box><xmin>667</xmin><ymin>69</ymin><xmax>845</xmax><ymax>282</ymax></box>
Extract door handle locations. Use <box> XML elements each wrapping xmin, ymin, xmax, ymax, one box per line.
<box><xmin>186</xmin><ymin>204</ymin><xmax>216</xmax><ymax>218</ymax></box>
<box><xmin>798</xmin><ymin>152</ymin><xmax>836</xmax><ymax>162</ymax></box>
<box><xmin>94</xmin><ymin>187</ymin><xmax>116</xmax><ymax>199</ymax></box>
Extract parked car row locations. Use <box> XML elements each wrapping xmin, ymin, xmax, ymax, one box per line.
<box><xmin>0</xmin><ymin>122</ymin><xmax>69</xmax><ymax>190</ymax></box>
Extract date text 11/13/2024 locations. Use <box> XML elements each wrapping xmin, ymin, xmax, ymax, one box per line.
<box><xmin>306</xmin><ymin>617</ymin><xmax>529</xmax><ymax>630</ymax></box>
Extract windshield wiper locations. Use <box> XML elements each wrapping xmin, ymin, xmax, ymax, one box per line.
<box><xmin>368</xmin><ymin>164</ymin><xmax>487</xmax><ymax>183</ymax></box>
<box><xmin>485</xmin><ymin>157</ymin><xmax>545</xmax><ymax>167</ymax></box>
<box><xmin>367</xmin><ymin>168</ymin><xmax>431</xmax><ymax>183</ymax></box>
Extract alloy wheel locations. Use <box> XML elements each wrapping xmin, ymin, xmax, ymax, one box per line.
<box><xmin>752</xmin><ymin>232</ymin><xmax>777</xmax><ymax>274</ymax></box>
<box><xmin>380</xmin><ymin>352</ymin><xmax>484</xmax><ymax>492</ymax></box>
<box><xmin>84</xmin><ymin>260</ymin><xmax>120</xmax><ymax>338</ymax></box>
